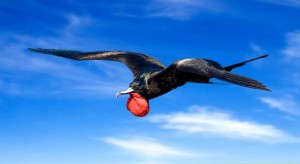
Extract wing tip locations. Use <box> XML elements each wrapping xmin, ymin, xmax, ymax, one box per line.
<box><xmin>243</xmin><ymin>80</ymin><xmax>272</xmax><ymax>92</ymax></box>
<box><xmin>259</xmin><ymin>54</ymin><xmax>269</xmax><ymax>59</ymax></box>
<box><xmin>255</xmin><ymin>81</ymin><xmax>271</xmax><ymax>92</ymax></box>
<box><xmin>28</xmin><ymin>48</ymin><xmax>49</xmax><ymax>54</ymax></box>
<box><xmin>28</xmin><ymin>47</ymin><xmax>37</xmax><ymax>52</ymax></box>
<box><xmin>261</xmin><ymin>86</ymin><xmax>271</xmax><ymax>92</ymax></box>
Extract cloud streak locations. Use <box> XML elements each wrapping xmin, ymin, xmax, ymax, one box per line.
<box><xmin>259</xmin><ymin>0</ymin><xmax>300</xmax><ymax>7</ymax></box>
<box><xmin>260</xmin><ymin>96</ymin><xmax>300</xmax><ymax>116</ymax></box>
<box><xmin>147</xmin><ymin>106</ymin><xmax>299</xmax><ymax>143</ymax></box>
<box><xmin>116</xmin><ymin>0</ymin><xmax>225</xmax><ymax>20</ymax></box>
<box><xmin>62</xmin><ymin>13</ymin><xmax>94</xmax><ymax>36</ymax></box>
<box><xmin>282</xmin><ymin>31</ymin><xmax>300</xmax><ymax>59</ymax></box>
<box><xmin>146</xmin><ymin>0</ymin><xmax>203</xmax><ymax>20</ymax></box>
<box><xmin>104</xmin><ymin>136</ymin><xmax>198</xmax><ymax>158</ymax></box>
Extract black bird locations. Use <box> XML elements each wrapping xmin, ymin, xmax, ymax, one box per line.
<box><xmin>28</xmin><ymin>48</ymin><xmax>270</xmax><ymax>117</ymax></box>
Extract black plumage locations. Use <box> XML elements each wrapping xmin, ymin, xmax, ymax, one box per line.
<box><xmin>28</xmin><ymin>48</ymin><xmax>270</xmax><ymax>100</ymax></box>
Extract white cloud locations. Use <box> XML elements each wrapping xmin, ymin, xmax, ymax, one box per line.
<box><xmin>260</xmin><ymin>97</ymin><xmax>300</xmax><ymax>116</ymax></box>
<box><xmin>147</xmin><ymin>0</ymin><xmax>225</xmax><ymax>20</ymax></box>
<box><xmin>147</xmin><ymin>106</ymin><xmax>299</xmax><ymax>143</ymax></box>
<box><xmin>115</xmin><ymin>0</ymin><xmax>225</xmax><ymax>20</ymax></box>
<box><xmin>282</xmin><ymin>31</ymin><xmax>300</xmax><ymax>59</ymax></box>
<box><xmin>62</xmin><ymin>13</ymin><xmax>93</xmax><ymax>36</ymax></box>
<box><xmin>259</xmin><ymin>0</ymin><xmax>300</xmax><ymax>7</ymax></box>
<box><xmin>147</xmin><ymin>0</ymin><xmax>200</xmax><ymax>20</ymax></box>
<box><xmin>103</xmin><ymin>136</ymin><xmax>198</xmax><ymax>158</ymax></box>
<box><xmin>250</xmin><ymin>43</ymin><xmax>266</xmax><ymax>54</ymax></box>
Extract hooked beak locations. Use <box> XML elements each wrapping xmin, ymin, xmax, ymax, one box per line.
<box><xmin>116</xmin><ymin>87</ymin><xmax>134</xmax><ymax>98</ymax></box>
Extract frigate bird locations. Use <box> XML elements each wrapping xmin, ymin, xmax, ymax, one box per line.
<box><xmin>28</xmin><ymin>48</ymin><xmax>270</xmax><ymax>117</ymax></box>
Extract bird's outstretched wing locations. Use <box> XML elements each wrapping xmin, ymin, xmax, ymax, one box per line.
<box><xmin>28</xmin><ymin>48</ymin><xmax>166</xmax><ymax>77</ymax></box>
<box><xmin>152</xmin><ymin>58</ymin><xmax>270</xmax><ymax>91</ymax></box>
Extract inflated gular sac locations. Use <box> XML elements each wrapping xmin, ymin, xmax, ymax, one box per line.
<box><xmin>126</xmin><ymin>93</ymin><xmax>149</xmax><ymax>117</ymax></box>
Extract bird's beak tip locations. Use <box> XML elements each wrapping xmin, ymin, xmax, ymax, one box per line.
<box><xmin>116</xmin><ymin>92</ymin><xmax>120</xmax><ymax>98</ymax></box>
<box><xmin>115</xmin><ymin>87</ymin><xmax>134</xmax><ymax>98</ymax></box>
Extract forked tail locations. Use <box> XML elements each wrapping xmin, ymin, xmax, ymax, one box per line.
<box><xmin>223</xmin><ymin>54</ymin><xmax>268</xmax><ymax>71</ymax></box>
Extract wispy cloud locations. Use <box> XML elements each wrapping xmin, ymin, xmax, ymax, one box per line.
<box><xmin>250</xmin><ymin>43</ymin><xmax>267</xmax><ymax>54</ymax></box>
<box><xmin>116</xmin><ymin>0</ymin><xmax>225</xmax><ymax>20</ymax></box>
<box><xmin>103</xmin><ymin>136</ymin><xmax>198</xmax><ymax>158</ymax></box>
<box><xmin>282</xmin><ymin>31</ymin><xmax>300</xmax><ymax>59</ymax></box>
<box><xmin>102</xmin><ymin>136</ymin><xmax>214</xmax><ymax>164</ymax></box>
<box><xmin>260</xmin><ymin>96</ymin><xmax>300</xmax><ymax>116</ymax></box>
<box><xmin>62</xmin><ymin>13</ymin><xmax>94</xmax><ymax>36</ymax></box>
<box><xmin>65</xmin><ymin>13</ymin><xmax>92</xmax><ymax>28</ymax></box>
<box><xmin>259</xmin><ymin>0</ymin><xmax>300</xmax><ymax>7</ymax></box>
<box><xmin>146</xmin><ymin>0</ymin><xmax>216</xmax><ymax>20</ymax></box>
<box><xmin>292</xmin><ymin>72</ymin><xmax>300</xmax><ymax>86</ymax></box>
<box><xmin>147</xmin><ymin>106</ymin><xmax>299</xmax><ymax>143</ymax></box>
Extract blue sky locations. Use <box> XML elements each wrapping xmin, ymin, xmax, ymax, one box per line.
<box><xmin>1</xmin><ymin>0</ymin><xmax>300</xmax><ymax>163</ymax></box>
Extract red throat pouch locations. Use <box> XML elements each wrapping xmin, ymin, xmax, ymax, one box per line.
<box><xmin>126</xmin><ymin>93</ymin><xmax>149</xmax><ymax>117</ymax></box>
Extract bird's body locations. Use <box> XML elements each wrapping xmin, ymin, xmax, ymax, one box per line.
<box><xmin>28</xmin><ymin>48</ymin><xmax>270</xmax><ymax>117</ymax></box>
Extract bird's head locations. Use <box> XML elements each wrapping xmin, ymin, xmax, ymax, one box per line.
<box><xmin>116</xmin><ymin>87</ymin><xmax>149</xmax><ymax>117</ymax></box>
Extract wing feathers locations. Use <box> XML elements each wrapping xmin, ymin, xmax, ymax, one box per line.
<box><xmin>28</xmin><ymin>48</ymin><xmax>165</xmax><ymax>76</ymax></box>
<box><xmin>28</xmin><ymin>48</ymin><xmax>83</xmax><ymax>60</ymax></box>
<box><xmin>206</xmin><ymin>68</ymin><xmax>270</xmax><ymax>91</ymax></box>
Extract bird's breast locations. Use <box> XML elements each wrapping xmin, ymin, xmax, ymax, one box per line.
<box><xmin>144</xmin><ymin>73</ymin><xmax>186</xmax><ymax>99</ymax></box>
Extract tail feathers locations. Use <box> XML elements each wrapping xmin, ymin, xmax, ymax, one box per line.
<box><xmin>224</xmin><ymin>54</ymin><xmax>268</xmax><ymax>71</ymax></box>
<box><xmin>208</xmin><ymin>69</ymin><xmax>270</xmax><ymax>91</ymax></box>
